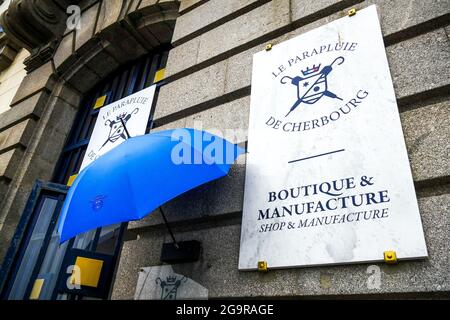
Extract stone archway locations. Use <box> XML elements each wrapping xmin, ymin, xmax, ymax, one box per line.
<box><xmin>0</xmin><ymin>0</ymin><xmax>179</xmax><ymax>261</ymax></box>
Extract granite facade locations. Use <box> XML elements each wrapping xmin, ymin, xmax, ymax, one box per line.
<box><xmin>0</xmin><ymin>0</ymin><xmax>448</xmax><ymax>299</ymax></box>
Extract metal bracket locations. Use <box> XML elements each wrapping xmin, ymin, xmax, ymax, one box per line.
<box><xmin>348</xmin><ymin>8</ymin><xmax>357</xmax><ymax>17</ymax></box>
<box><xmin>384</xmin><ymin>251</ymin><xmax>398</xmax><ymax>264</ymax></box>
<box><xmin>160</xmin><ymin>240</ymin><xmax>202</xmax><ymax>264</ymax></box>
<box><xmin>258</xmin><ymin>261</ymin><xmax>268</xmax><ymax>272</ymax></box>
<box><xmin>265</xmin><ymin>43</ymin><xmax>273</xmax><ymax>51</ymax></box>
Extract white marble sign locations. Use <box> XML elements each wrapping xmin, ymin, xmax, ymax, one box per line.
<box><xmin>80</xmin><ymin>85</ymin><xmax>156</xmax><ymax>170</ymax></box>
<box><xmin>239</xmin><ymin>5</ymin><xmax>428</xmax><ymax>270</ymax></box>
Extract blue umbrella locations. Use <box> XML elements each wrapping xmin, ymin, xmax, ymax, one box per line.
<box><xmin>57</xmin><ymin>128</ymin><xmax>244</xmax><ymax>243</ymax></box>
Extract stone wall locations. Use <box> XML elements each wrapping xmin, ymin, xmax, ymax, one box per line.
<box><xmin>111</xmin><ymin>0</ymin><xmax>450</xmax><ymax>299</ymax></box>
<box><xmin>0</xmin><ymin>49</ymin><xmax>29</xmax><ymax>114</ymax></box>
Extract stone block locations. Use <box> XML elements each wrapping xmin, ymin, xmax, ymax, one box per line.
<box><xmin>84</xmin><ymin>47</ymin><xmax>121</xmax><ymax>79</ymax></box>
<box><xmin>75</xmin><ymin>2</ymin><xmax>101</xmax><ymax>55</ymax></box>
<box><xmin>154</xmin><ymin>62</ymin><xmax>227</xmax><ymax>120</ymax></box>
<box><xmin>134</xmin><ymin>0</ymin><xmax>178</xmax><ymax>20</ymax></box>
<box><xmin>154</xmin><ymin>0</ymin><xmax>181</xmax><ymax>10</ymax></box>
<box><xmin>95</xmin><ymin>0</ymin><xmax>123</xmax><ymax>33</ymax></box>
<box><xmin>100</xmin><ymin>25</ymin><xmax>147</xmax><ymax>65</ymax></box>
<box><xmin>54</xmin><ymin>31</ymin><xmax>75</xmax><ymax>74</ymax></box>
<box><xmin>45</xmin><ymin>97</ymin><xmax>77</xmax><ymax>130</ymax></box>
<box><xmin>401</xmin><ymin>100</ymin><xmax>450</xmax><ymax>183</ymax></box>
<box><xmin>0</xmin><ymin>148</ymin><xmax>24</xmax><ymax>180</ymax></box>
<box><xmin>10</xmin><ymin>62</ymin><xmax>55</xmax><ymax>106</ymax></box>
<box><xmin>138</xmin><ymin>20</ymin><xmax>176</xmax><ymax>47</ymax></box>
<box><xmin>164</xmin><ymin>37</ymin><xmax>200</xmax><ymax>79</ymax></box>
<box><xmin>51</xmin><ymin>83</ymin><xmax>82</xmax><ymax>108</ymax></box>
<box><xmin>153</xmin><ymin>96</ymin><xmax>250</xmax><ymax>139</ymax></box>
<box><xmin>137</xmin><ymin>0</ymin><xmax>159</xmax><ymax>11</ymax></box>
<box><xmin>183</xmin><ymin>96</ymin><xmax>250</xmax><ymax>139</ymax></box>
<box><xmin>387</xmin><ymin>28</ymin><xmax>450</xmax><ymax>100</ymax></box>
<box><xmin>179</xmin><ymin>0</ymin><xmax>205</xmax><ymax>13</ymax></box>
<box><xmin>77</xmin><ymin>0</ymin><xmax>99</xmax><ymax>11</ymax></box>
<box><xmin>0</xmin><ymin>179</ymin><xmax>9</xmax><ymax>209</ymax></box>
<box><xmin>0</xmin><ymin>119</ymin><xmax>36</xmax><ymax>152</ymax></box>
<box><xmin>172</xmin><ymin>0</ymin><xmax>265</xmax><ymax>45</ymax></box>
<box><xmin>33</xmin><ymin>125</ymin><xmax>70</xmax><ymax>165</ymax></box>
<box><xmin>151</xmin><ymin>118</ymin><xmax>186</xmax><ymax>133</ymax></box>
<box><xmin>63</xmin><ymin>62</ymin><xmax>102</xmax><ymax>94</ymax></box>
<box><xmin>369</xmin><ymin>0</ymin><xmax>450</xmax><ymax>43</ymax></box>
<box><xmin>121</xmin><ymin>0</ymin><xmax>142</xmax><ymax>18</ymax></box>
<box><xmin>113</xmin><ymin>194</ymin><xmax>449</xmax><ymax>299</ymax></box>
<box><xmin>291</xmin><ymin>0</ymin><xmax>355</xmax><ymax>22</ymax></box>
<box><xmin>0</xmin><ymin>91</ymin><xmax>49</xmax><ymax>132</ymax></box>
<box><xmin>224</xmin><ymin>46</ymin><xmax>259</xmax><ymax>95</ymax></box>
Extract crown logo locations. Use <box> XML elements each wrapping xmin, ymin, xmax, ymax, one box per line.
<box><xmin>166</xmin><ymin>276</ymin><xmax>177</xmax><ymax>283</ymax></box>
<box><xmin>301</xmin><ymin>64</ymin><xmax>321</xmax><ymax>76</ymax></box>
<box><xmin>116</xmin><ymin>112</ymin><xmax>127</xmax><ymax>120</ymax></box>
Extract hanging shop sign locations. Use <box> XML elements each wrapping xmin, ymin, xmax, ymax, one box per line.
<box><xmin>239</xmin><ymin>5</ymin><xmax>428</xmax><ymax>270</ymax></box>
<box><xmin>80</xmin><ymin>85</ymin><xmax>156</xmax><ymax>171</ymax></box>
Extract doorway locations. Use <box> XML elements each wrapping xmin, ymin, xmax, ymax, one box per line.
<box><xmin>0</xmin><ymin>47</ymin><xmax>170</xmax><ymax>300</ymax></box>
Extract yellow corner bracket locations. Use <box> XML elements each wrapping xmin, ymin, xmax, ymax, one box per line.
<box><xmin>265</xmin><ymin>43</ymin><xmax>273</xmax><ymax>51</ymax></box>
<box><xmin>71</xmin><ymin>256</ymin><xmax>104</xmax><ymax>288</ymax></box>
<box><xmin>258</xmin><ymin>261</ymin><xmax>268</xmax><ymax>272</ymax></box>
<box><xmin>29</xmin><ymin>279</ymin><xmax>45</xmax><ymax>300</ymax></box>
<box><xmin>384</xmin><ymin>251</ymin><xmax>398</xmax><ymax>264</ymax></box>
<box><xmin>67</xmin><ymin>174</ymin><xmax>78</xmax><ymax>187</ymax></box>
<box><xmin>153</xmin><ymin>68</ymin><xmax>166</xmax><ymax>83</ymax></box>
<box><xmin>93</xmin><ymin>95</ymin><xmax>107</xmax><ymax>110</ymax></box>
<box><xmin>348</xmin><ymin>8</ymin><xmax>357</xmax><ymax>17</ymax></box>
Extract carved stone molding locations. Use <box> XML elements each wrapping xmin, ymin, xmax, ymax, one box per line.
<box><xmin>1</xmin><ymin>0</ymin><xmax>64</xmax><ymax>50</ymax></box>
<box><xmin>0</xmin><ymin>0</ymin><xmax>81</xmax><ymax>71</ymax></box>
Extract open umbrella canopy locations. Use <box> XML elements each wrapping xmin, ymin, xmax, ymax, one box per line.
<box><xmin>57</xmin><ymin>128</ymin><xmax>245</xmax><ymax>243</ymax></box>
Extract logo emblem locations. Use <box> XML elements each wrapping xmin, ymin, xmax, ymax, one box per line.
<box><xmin>156</xmin><ymin>275</ymin><xmax>187</xmax><ymax>300</ymax></box>
<box><xmin>90</xmin><ymin>195</ymin><xmax>107</xmax><ymax>211</ymax></box>
<box><xmin>100</xmin><ymin>107</ymin><xmax>139</xmax><ymax>150</ymax></box>
<box><xmin>281</xmin><ymin>56</ymin><xmax>345</xmax><ymax>117</ymax></box>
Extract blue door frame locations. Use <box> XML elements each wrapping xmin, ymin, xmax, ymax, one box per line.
<box><xmin>0</xmin><ymin>181</ymin><xmax>69</xmax><ymax>299</ymax></box>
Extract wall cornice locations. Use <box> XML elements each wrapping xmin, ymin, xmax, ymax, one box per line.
<box><xmin>0</xmin><ymin>0</ymin><xmax>82</xmax><ymax>72</ymax></box>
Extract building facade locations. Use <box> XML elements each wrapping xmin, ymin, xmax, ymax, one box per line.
<box><xmin>0</xmin><ymin>0</ymin><xmax>448</xmax><ymax>299</ymax></box>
